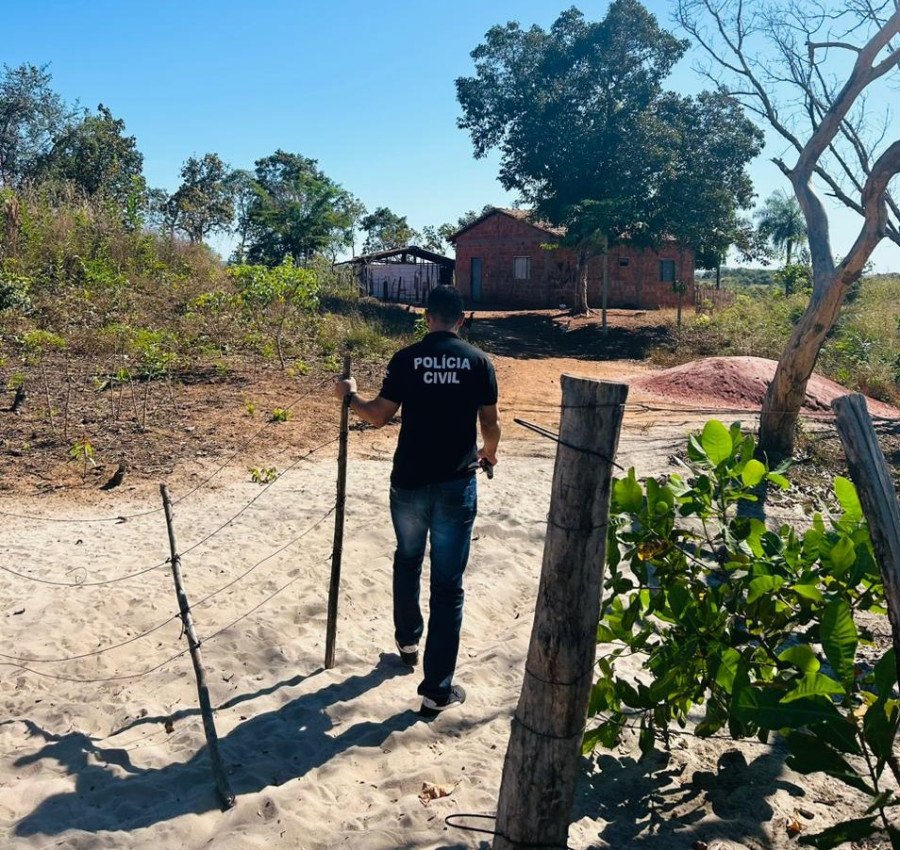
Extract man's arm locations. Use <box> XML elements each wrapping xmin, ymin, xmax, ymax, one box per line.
<box><xmin>333</xmin><ymin>377</ymin><xmax>399</xmax><ymax>428</ymax></box>
<box><xmin>478</xmin><ymin>404</ymin><xmax>501</xmax><ymax>465</ymax></box>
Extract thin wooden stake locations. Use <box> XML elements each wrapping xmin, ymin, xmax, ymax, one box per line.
<box><xmin>494</xmin><ymin>376</ymin><xmax>628</xmax><ymax>850</ymax></box>
<box><xmin>832</xmin><ymin>393</ymin><xmax>900</xmax><ymax>690</ymax></box>
<box><xmin>325</xmin><ymin>354</ymin><xmax>352</xmax><ymax>669</ymax></box>
<box><xmin>160</xmin><ymin>484</ymin><xmax>236</xmax><ymax>810</ymax></box>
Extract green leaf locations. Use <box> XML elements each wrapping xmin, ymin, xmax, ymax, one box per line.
<box><xmin>863</xmin><ymin>701</ymin><xmax>899</xmax><ymax>764</ymax></box>
<box><xmin>687</xmin><ymin>433</ymin><xmax>708</xmax><ymax>463</ymax></box>
<box><xmin>827</xmin><ymin>536</ymin><xmax>856</xmax><ymax>575</ymax></box>
<box><xmin>779</xmin><ymin>645</ymin><xmax>820</xmax><ymax>674</ymax></box>
<box><xmin>741</xmin><ymin>458</ymin><xmax>766</xmax><ymax>487</ymax></box>
<box><xmin>786</xmin><ymin>732</ymin><xmax>877</xmax><ymax>795</ymax></box>
<box><xmin>790</xmin><ymin>583</ymin><xmax>824</xmax><ymax>603</ymax></box>
<box><xmin>782</xmin><ymin>672</ymin><xmax>845</xmax><ymax>702</ymax></box>
<box><xmin>714</xmin><ymin>647</ymin><xmax>741</xmax><ymax>693</ymax></box>
<box><xmin>766</xmin><ymin>472</ymin><xmax>790</xmax><ymax>490</ymax></box>
<box><xmin>875</xmin><ymin>649</ymin><xmax>897</xmax><ymax>697</ymax></box>
<box><xmin>701</xmin><ymin>420</ymin><xmax>733</xmax><ymax>465</ymax></box>
<box><xmin>596</xmin><ymin>623</ymin><xmax>616</xmax><ymax>643</ymax></box>
<box><xmin>734</xmin><ymin>688</ymin><xmax>841</xmax><ymax>730</ymax></box>
<box><xmin>582</xmin><ymin>720</ymin><xmax>621</xmax><ymax>753</ymax></box>
<box><xmin>834</xmin><ymin>476</ymin><xmax>863</xmax><ymax>524</ymax></box>
<box><xmin>747</xmin><ymin>575</ymin><xmax>784</xmax><ymax>603</ymax></box>
<box><xmin>613</xmin><ymin>471</ymin><xmax>643</xmax><ymax>513</ymax></box>
<box><xmin>798</xmin><ymin>816</ymin><xmax>880</xmax><ymax>849</ymax></box>
<box><xmin>821</xmin><ymin>599</ymin><xmax>857</xmax><ymax>684</ymax></box>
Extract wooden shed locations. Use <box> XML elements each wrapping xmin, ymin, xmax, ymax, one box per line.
<box><xmin>338</xmin><ymin>246</ymin><xmax>455</xmax><ymax>305</ymax></box>
<box><xmin>450</xmin><ymin>208</ymin><xmax>696</xmax><ymax>309</ymax></box>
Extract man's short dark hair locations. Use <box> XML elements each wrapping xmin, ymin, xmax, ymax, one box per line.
<box><xmin>426</xmin><ymin>285</ymin><xmax>464</xmax><ymax>324</ymax></box>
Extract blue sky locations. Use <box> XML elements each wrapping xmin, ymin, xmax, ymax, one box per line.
<box><xmin>4</xmin><ymin>0</ymin><xmax>899</xmax><ymax>270</ymax></box>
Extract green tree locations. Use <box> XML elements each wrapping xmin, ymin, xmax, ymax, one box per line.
<box><xmin>420</xmin><ymin>225</ymin><xmax>448</xmax><ymax>254</ymax></box>
<box><xmin>169</xmin><ymin>153</ymin><xmax>234</xmax><ymax>244</ymax></box>
<box><xmin>360</xmin><ymin>206</ymin><xmax>420</xmax><ymax>254</ymax></box>
<box><xmin>456</xmin><ymin>2</ymin><xmax>762</xmax><ymax>315</ymax></box>
<box><xmin>245</xmin><ymin>150</ymin><xmax>353</xmax><ymax>266</ymax></box>
<box><xmin>0</xmin><ymin>63</ymin><xmax>72</xmax><ymax>186</ymax></box>
<box><xmin>755</xmin><ymin>190</ymin><xmax>807</xmax><ymax>268</ymax></box>
<box><xmin>331</xmin><ymin>192</ymin><xmax>366</xmax><ymax>263</ymax></box>
<box><xmin>226</xmin><ymin>168</ymin><xmax>261</xmax><ymax>263</ymax></box>
<box><xmin>38</xmin><ymin>104</ymin><xmax>144</xmax><ymax>205</ymax></box>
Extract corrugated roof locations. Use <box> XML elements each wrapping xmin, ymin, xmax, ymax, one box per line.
<box><xmin>336</xmin><ymin>245</ymin><xmax>455</xmax><ymax>267</ymax></box>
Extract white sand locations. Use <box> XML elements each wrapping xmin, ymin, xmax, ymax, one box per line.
<box><xmin>0</xmin><ymin>429</ymin><xmax>881</xmax><ymax>849</ymax></box>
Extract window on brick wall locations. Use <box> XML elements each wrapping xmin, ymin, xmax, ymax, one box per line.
<box><xmin>659</xmin><ymin>260</ymin><xmax>676</xmax><ymax>282</ymax></box>
<box><xmin>513</xmin><ymin>256</ymin><xmax>531</xmax><ymax>280</ymax></box>
<box><xmin>618</xmin><ymin>257</ymin><xmax>630</xmax><ymax>267</ymax></box>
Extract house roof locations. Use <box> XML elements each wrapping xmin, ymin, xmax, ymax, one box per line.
<box><xmin>449</xmin><ymin>206</ymin><xmax>682</xmax><ymax>245</ymax></box>
<box><xmin>448</xmin><ymin>207</ymin><xmax>566</xmax><ymax>242</ymax></box>
<box><xmin>336</xmin><ymin>245</ymin><xmax>455</xmax><ymax>267</ymax></box>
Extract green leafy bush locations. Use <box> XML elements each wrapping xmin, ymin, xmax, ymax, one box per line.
<box><xmin>0</xmin><ymin>272</ymin><xmax>32</xmax><ymax>312</ymax></box>
<box><xmin>589</xmin><ymin>420</ymin><xmax>899</xmax><ymax>848</ymax></box>
<box><xmin>228</xmin><ymin>258</ymin><xmax>320</xmax><ymax>368</ymax></box>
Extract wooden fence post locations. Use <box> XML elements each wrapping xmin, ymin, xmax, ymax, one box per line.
<box><xmin>160</xmin><ymin>484</ymin><xmax>235</xmax><ymax>810</ymax></box>
<box><xmin>494</xmin><ymin>377</ymin><xmax>628</xmax><ymax>850</ymax></box>
<box><xmin>325</xmin><ymin>353</ymin><xmax>352</xmax><ymax>669</ymax></box>
<box><xmin>832</xmin><ymin>393</ymin><xmax>900</xmax><ymax>689</ymax></box>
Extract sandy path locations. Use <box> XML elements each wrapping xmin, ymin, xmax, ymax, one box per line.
<box><xmin>3</xmin><ymin>339</ymin><xmax>896</xmax><ymax>849</ymax></box>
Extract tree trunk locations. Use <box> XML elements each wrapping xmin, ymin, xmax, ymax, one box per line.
<box><xmin>715</xmin><ymin>260</ymin><xmax>721</xmax><ymax>290</ymax></box>
<box><xmin>600</xmin><ymin>236</ymin><xmax>609</xmax><ymax>332</ymax></box>
<box><xmin>758</xmin><ymin>270</ymin><xmax>851</xmax><ymax>460</ymax></box>
<box><xmin>786</xmin><ymin>239</ymin><xmax>793</xmax><ymax>267</ymax></box>
<box><xmin>574</xmin><ymin>247</ymin><xmax>590</xmax><ymax>315</ymax></box>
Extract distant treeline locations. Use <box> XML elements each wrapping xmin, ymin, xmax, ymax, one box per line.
<box><xmin>696</xmin><ymin>267</ymin><xmax>777</xmax><ymax>288</ymax></box>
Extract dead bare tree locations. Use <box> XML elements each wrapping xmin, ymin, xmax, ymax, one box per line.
<box><xmin>677</xmin><ymin>0</ymin><xmax>900</xmax><ymax>459</ymax></box>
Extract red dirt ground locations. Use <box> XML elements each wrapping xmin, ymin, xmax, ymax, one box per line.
<box><xmin>631</xmin><ymin>355</ymin><xmax>900</xmax><ymax>419</ymax></box>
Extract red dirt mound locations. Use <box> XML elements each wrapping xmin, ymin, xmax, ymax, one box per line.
<box><xmin>632</xmin><ymin>356</ymin><xmax>900</xmax><ymax>419</ymax></box>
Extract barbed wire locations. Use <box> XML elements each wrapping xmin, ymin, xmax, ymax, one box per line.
<box><xmin>0</xmin><ymin>377</ymin><xmax>332</xmax><ymax>525</ymax></box>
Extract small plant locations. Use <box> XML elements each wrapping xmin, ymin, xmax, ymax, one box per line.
<box><xmin>588</xmin><ymin>420</ymin><xmax>899</xmax><ymax>848</ymax></box>
<box><xmin>271</xmin><ymin>407</ymin><xmax>292</xmax><ymax>423</ymax></box>
<box><xmin>414</xmin><ymin>314</ymin><xmax>429</xmax><ymax>340</ymax></box>
<box><xmin>287</xmin><ymin>360</ymin><xmax>311</xmax><ymax>377</ymax></box>
<box><xmin>68</xmin><ymin>436</ymin><xmax>96</xmax><ymax>480</ymax></box>
<box><xmin>322</xmin><ymin>353</ymin><xmax>341</xmax><ymax>372</ymax></box>
<box><xmin>248</xmin><ymin>466</ymin><xmax>279</xmax><ymax>484</ymax></box>
<box><xmin>244</xmin><ymin>399</ymin><xmax>257</xmax><ymax>416</ymax></box>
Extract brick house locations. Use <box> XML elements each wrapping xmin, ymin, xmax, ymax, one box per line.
<box><xmin>450</xmin><ymin>208</ymin><xmax>695</xmax><ymax>309</ymax></box>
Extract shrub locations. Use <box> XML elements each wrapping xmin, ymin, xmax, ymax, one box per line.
<box><xmin>589</xmin><ymin>421</ymin><xmax>899</xmax><ymax>847</ymax></box>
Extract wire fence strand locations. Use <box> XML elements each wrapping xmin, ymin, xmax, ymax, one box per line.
<box><xmin>0</xmin><ymin>435</ymin><xmax>339</xmax><ymax>589</ymax></box>
<box><xmin>0</xmin><ymin>506</ymin><xmax>336</xmax><ymax>667</ymax></box>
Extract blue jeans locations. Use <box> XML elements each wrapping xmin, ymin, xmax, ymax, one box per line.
<box><xmin>390</xmin><ymin>476</ymin><xmax>477</xmax><ymax>701</ymax></box>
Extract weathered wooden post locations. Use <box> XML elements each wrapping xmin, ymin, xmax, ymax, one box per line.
<box><xmin>325</xmin><ymin>353</ymin><xmax>352</xmax><ymax>669</ymax></box>
<box><xmin>832</xmin><ymin>393</ymin><xmax>900</xmax><ymax>689</ymax></box>
<box><xmin>494</xmin><ymin>376</ymin><xmax>628</xmax><ymax>849</ymax></box>
<box><xmin>160</xmin><ymin>484</ymin><xmax>235</xmax><ymax>810</ymax></box>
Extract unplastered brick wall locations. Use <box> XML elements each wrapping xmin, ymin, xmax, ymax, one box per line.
<box><xmin>453</xmin><ymin>212</ymin><xmax>695</xmax><ymax>309</ymax></box>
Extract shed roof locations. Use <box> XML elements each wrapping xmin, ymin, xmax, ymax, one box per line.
<box><xmin>337</xmin><ymin>245</ymin><xmax>455</xmax><ymax>267</ymax></box>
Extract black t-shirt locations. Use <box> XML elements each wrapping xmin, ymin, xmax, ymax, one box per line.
<box><xmin>380</xmin><ymin>331</ymin><xmax>498</xmax><ymax>488</ymax></box>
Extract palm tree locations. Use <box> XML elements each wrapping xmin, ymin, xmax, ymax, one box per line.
<box><xmin>755</xmin><ymin>190</ymin><xmax>807</xmax><ymax>267</ymax></box>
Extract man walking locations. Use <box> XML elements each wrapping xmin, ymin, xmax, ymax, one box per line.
<box><xmin>332</xmin><ymin>285</ymin><xmax>500</xmax><ymax>717</ymax></box>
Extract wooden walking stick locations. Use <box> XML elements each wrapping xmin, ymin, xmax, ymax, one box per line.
<box><xmin>160</xmin><ymin>484</ymin><xmax>235</xmax><ymax>809</ymax></box>
<box><xmin>325</xmin><ymin>353</ymin><xmax>352</xmax><ymax>669</ymax></box>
